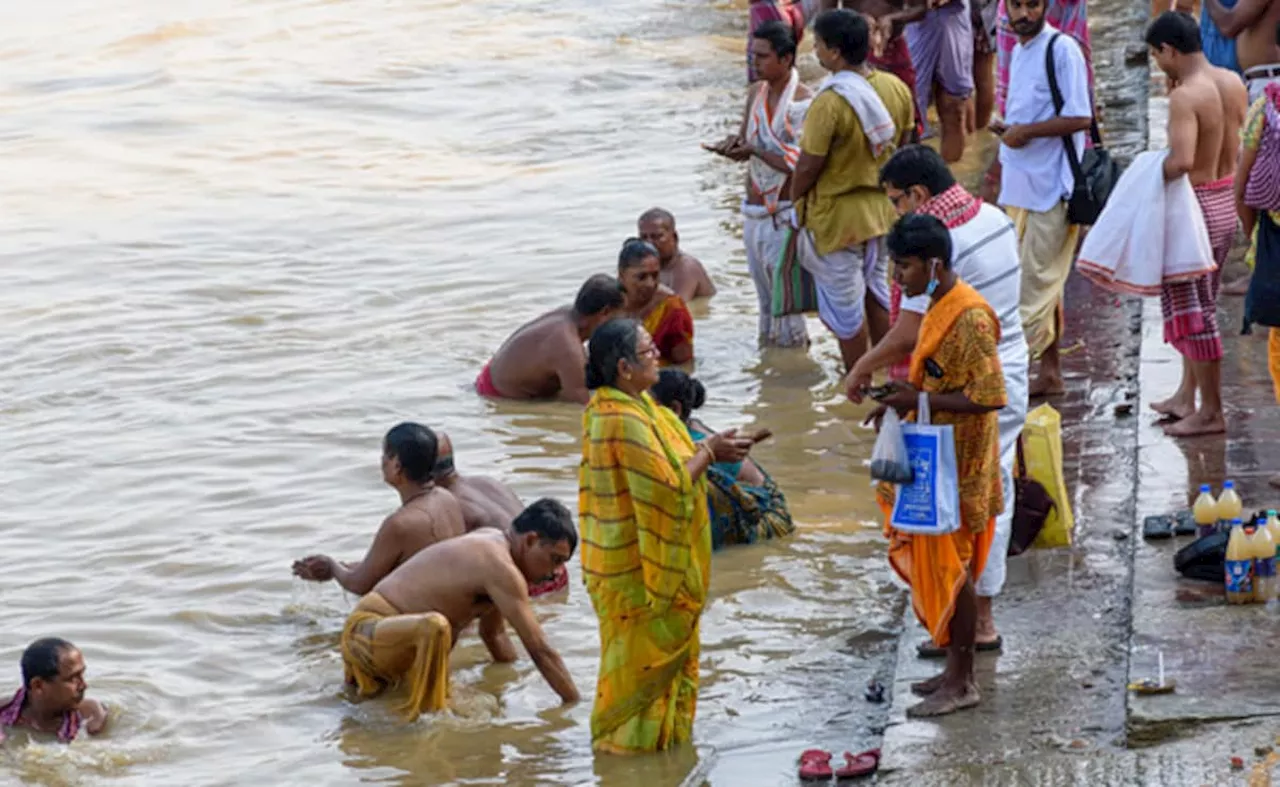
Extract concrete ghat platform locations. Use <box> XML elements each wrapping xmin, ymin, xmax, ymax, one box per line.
<box><xmin>1127</xmin><ymin>296</ymin><xmax>1280</xmax><ymax>744</ymax></box>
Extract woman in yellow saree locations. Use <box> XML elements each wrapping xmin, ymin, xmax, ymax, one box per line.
<box><xmin>579</xmin><ymin>318</ymin><xmax>754</xmax><ymax>754</ymax></box>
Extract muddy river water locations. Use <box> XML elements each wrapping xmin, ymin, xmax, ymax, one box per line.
<box><xmin>0</xmin><ymin>0</ymin><xmax>1147</xmax><ymax>784</ymax></box>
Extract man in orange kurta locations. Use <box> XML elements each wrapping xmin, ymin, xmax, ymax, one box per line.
<box><xmin>872</xmin><ymin>214</ymin><xmax>1006</xmax><ymax>718</ymax></box>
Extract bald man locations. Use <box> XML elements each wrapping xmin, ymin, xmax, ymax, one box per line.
<box><xmin>638</xmin><ymin>208</ymin><xmax>717</xmax><ymax>303</ymax></box>
<box><xmin>433</xmin><ymin>431</ymin><xmax>570</xmax><ymax>596</ymax></box>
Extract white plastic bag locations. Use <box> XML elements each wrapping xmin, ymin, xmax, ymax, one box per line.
<box><xmin>870</xmin><ymin>407</ymin><xmax>914</xmax><ymax>483</ymax></box>
<box><xmin>890</xmin><ymin>393</ymin><xmax>961</xmax><ymax>536</ymax></box>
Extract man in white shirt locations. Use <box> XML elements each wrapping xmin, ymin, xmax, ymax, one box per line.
<box><xmin>990</xmin><ymin>0</ymin><xmax>1092</xmax><ymax>398</ymax></box>
<box><xmin>846</xmin><ymin>144</ymin><xmax>1029</xmax><ymax>654</ymax></box>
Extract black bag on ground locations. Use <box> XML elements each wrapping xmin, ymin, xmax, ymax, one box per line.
<box><xmin>1244</xmin><ymin>210</ymin><xmax>1280</xmax><ymax>332</ymax></box>
<box><xmin>1174</xmin><ymin>529</ymin><xmax>1229</xmax><ymax>583</ymax></box>
<box><xmin>1045</xmin><ymin>34</ymin><xmax>1119</xmax><ymax>226</ymax></box>
<box><xmin>1009</xmin><ymin>438</ymin><xmax>1054</xmax><ymax>556</ymax></box>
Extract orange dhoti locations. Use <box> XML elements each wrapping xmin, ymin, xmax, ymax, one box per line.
<box><xmin>885</xmin><ymin>520</ymin><xmax>995</xmax><ymax>647</ymax></box>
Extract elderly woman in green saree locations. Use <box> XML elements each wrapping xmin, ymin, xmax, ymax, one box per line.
<box><xmin>651</xmin><ymin>369</ymin><xmax>795</xmax><ymax>550</ymax></box>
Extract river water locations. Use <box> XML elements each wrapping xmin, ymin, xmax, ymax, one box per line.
<box><xmin>0</xmin><ymin>0</ymin><xmax>1150</xmax><ymax>784</ymax></box>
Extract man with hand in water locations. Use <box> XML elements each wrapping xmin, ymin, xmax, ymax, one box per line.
<box><xmin>637</xmin><ymin>208</ymin><xmax>717</xmax><ymax>304</ymax></box>
<box><xmin>340</xmin><ymin>498</ymin><xmax>581</xmax><ymax>719</ymax></box>
<box><xmin>1147</xmin><ymin>12</ymin><xmax>1248</xmax><ymax>437</ymax></box>
<box><xmin>293</xmin><ymin>423</ymin><xmax>466</xmax><ymax>594</ymax></box>
<box><xmin>432</xmin><ymin>431</ymin><xmax>570</xmax><ymax>595</ymax></box>
<box><xmin>1</xmin><ymin>638</ymin><xmax>108</xmax><ymax>743</ymax></box>
<box><xmin>476</xmin><ymin>274</ymin><xmax>625</xmax><ymax>404</ymax></box>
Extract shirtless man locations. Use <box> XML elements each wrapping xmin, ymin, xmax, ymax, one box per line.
<box><xmin>0</xmin><ymin>638</ymin><xmax>108</xmax><ymax>744</ymax></box>
<box><xmin>339</xmin><ymin>499</ymin><xmax>580</xmax><ymax>719</ymax></box>
<box><xmin>292</xmin><ymin>422</ymin><xmax>466</xmax><ymax>594</ymax></box>
<box><xmin>1148</xmin><ymin>12</ymin><xmax>1249</xmax><ymax>437</ymax></box>
<box><xmin>477</xmin><ymin>274</ymin><xmax>624</xmax><ymax>404</ymax></box>
<box><xmin>637</xmin><ymin>208</ymin><xmax>717</xmax><ymax>303</ymax></box>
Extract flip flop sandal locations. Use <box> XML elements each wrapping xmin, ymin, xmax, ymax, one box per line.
<box><xmin>918</xmin><ymin>637</ymin><xmax>1003</xmax><ymax>659</ymax></box>
<box><xmin>834</xmin><ymin>749</ymin><xmax>880</xmax><ymax>780</ymax></box>
<box><xmin>798</xmin><ymin>749</ymin><xmax>833</xmax><ymax>781</ymax></box>
<box><xmin>1173</xmin><ymin>509</ymin><xmax>1197</xmax><ymax>537</ymax></box>
<box><xmin>1142</xmin><ymin>514</ymin><xmax>1174</xmax><ymax>540</ymax></box>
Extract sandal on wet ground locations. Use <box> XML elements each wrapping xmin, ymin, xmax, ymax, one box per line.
<box><xmin>1142</xmin><ymin>514</ymin><xmax>1174</xmax><ymax>540</ymax></box>
<box><xmin>834</xmin><ymin>750</ymin><xmax>880</xmax><ymax>780</ymax></box>
<box><xmin>916</xmin><ymin>637</ymin><xmax>1003</xmax><ymax>659</ymax></box>
<box><xmin>798</xmin><ymin>749</ymin><xmax>832</xmax><ymax>781</ymax></box>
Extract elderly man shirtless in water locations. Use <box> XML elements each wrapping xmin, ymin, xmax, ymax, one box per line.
<box><xmin>637</xmin><ymin>208</ymin><xmax>717</xmax><ymax>303</ymax></box>
<box><xmin>433</xmin><ymin>431</ymin><xmax>569</xmax><ymax>595</ymax></box>
<box><xmin>341</xmin><ymin>499</ymin><xmax>581</xmax><ymax>718</ymax></box>
<box><xmin>1147</xmin><ymin>13</ymin><xmax>1248</xmax><ymax>437</ymax></box>
<box><xmin>293</xmin><ymin>422</ymin><xmax>466</xmax><ymax>594</ymax></box>
<box><xmin>477</xmin><ymin>274</ymin><xmax>625</xmax><ymax>405</ymax></box>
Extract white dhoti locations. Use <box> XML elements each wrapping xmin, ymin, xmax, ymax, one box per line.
<box><xmin>975</xmin><ymin>362</ymin><xmax>1029</xmax><ymax>597</ymax></box>
<box><xmin>1246</xmin><ymin>63</ymin><xmax>1280</xmax><ymax>103</ymax></box>
<box><xmin>742</xmin><ymin>201</ymin><xmax>810</xmax><ymax>347</ymax></box>
<box><xmin>794</xmin><ymin>228</ymin><xmax>889</xmax><ymax>340</ymax></box>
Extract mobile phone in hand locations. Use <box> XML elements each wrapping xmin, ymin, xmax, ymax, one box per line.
<box><xmin>866</xmin><ymin>384</ymin><xmax>895</xmax><ymax>401</ymax></box>
<box><xmin>748</xmin><ymin>428</ymin><xmax>773</xmax><ymax>444</ymax></box>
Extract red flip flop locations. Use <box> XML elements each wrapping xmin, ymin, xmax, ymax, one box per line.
<box><xmin>834</xmin><ymin>749</ymin><xmax>880</xmax><ymax>780</ymax></box>
<box><xmin>798</xmin><ymin>749</ymin><xmax>833</xmax><ymax>781</ymax></box>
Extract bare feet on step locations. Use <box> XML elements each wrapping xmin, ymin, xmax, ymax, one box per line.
<box><xmin>906</xmin><ymin>681</ymin><xmax>981</xmax><ymax>718</ymax></box>
<box><xmin>1150</xmin><ymin>393</ymin><xmax>1195</xmax><ymax>421</ymax></box>
<box><xmin>1162</xmin><ymin>411</ymin><xmax>1226</xmax><ymax>437</ymax></box>
<box><xmin>1029</xmin><ymin>375</ymin><xmax>1065</xmax><ymax>398</ymax></box>
<box><xmin>910</xmin><ymin>672</ymin><xmax>947</xmax><ymax>697</ymax></box>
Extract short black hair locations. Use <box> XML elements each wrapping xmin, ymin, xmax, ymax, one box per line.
<box><xmin>650</xmin><ymin>369</ymin><xmax>705</xmax><ymax>422</ymax></box>
<box><xmin>383</xmin><ymin>422</ymin><xmax>438</xmax><ymax>484</ymax></box>
<box><xmin>887</xmin><ymin>213</ymin><xmax>953</xmax><ymax>268</ymax></box>
<box><xmin>814</xmin><ymin>9</ymin><xmax>869</xmax><ymax>67</ymax></box>
<box><xmin>1145</xmin><ymin>11</ymin><xmax>1202</xmax><ymax>53</ymax></box>
<box><xmin>573</xmin><ymin>274</ymin><xmax>625</xmax><ymax>317</ymax></box>
<box><xmin>584</xmin><ymin>318</ymin><xmax>641</xmax><ymax>390</ymax></box>
<box><xmin>22</xmin><ymin>638</ymin><xmax>74</xmax><ymax>689</ymax></box>
<box><xmin>753</xmin><ymin>19</ymin><xmax>798</xmax><ymax>62</ymax></box>
<box><xmin>617</xmin><ymin>237</ymin><xmax>660</xmax><ymax>272</ymax></box>
<box><xmin>512</xmin><ymin>498</ymin><xmax>578</xmax><ymax>554</ymax></box>
<box><xmin>637</xmin><ymin>207</ymin><xmax>675</xmax><ymax>229</ymax></box>
<box><xmin>879</xmin><ymin>144</ymin><xmax>957</xmax><ymax>196</ymax></box>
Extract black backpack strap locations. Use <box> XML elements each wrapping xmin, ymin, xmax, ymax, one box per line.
<box><xmin>1044</xmin><ymin>33</ymin><xmax>1087</xmax><ymax>186</ymax></box>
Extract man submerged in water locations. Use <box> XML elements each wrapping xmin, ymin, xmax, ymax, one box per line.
<box><xmin>476</xmin><ymin>274</ymin><xmax>625</xmax><ymax>405</ymax></box>
<box><xmin>637</xmin><ymin>208</ymin><xmax>717</xmax><ymax>303</ymax></box>
<box><xmin>292</xmin><ymin>422</ymin><xmax>466</xmax><ymax>594</ymax></box>
<box><xmin>433</xmin><ymin>431</ymin><xmax>569</xmax><ymax>595</ymax></box>
<box><xmin>0</xmin><ymin>638</ymin><xmax>108</xmax><ymax>743</ymax></box>
<box><xmin>340</xmin><ymin>498</ymin><xmax>581</xmax><ymax>719</ymax></box>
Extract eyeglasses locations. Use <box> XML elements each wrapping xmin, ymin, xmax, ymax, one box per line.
<box><xmin>636</xmin><ymin>344</ymin><xmax>659</xmax><ymax>359</ymax></box>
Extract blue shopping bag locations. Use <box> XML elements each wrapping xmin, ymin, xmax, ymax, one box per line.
<box><xmin>890</xmin><ymin>393</ymin><xmax>961</xmax><ymax>535</ymax></box>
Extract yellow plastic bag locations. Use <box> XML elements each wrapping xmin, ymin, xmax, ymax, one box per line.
<box><xmin>1023</xmin><ymin>403</ymin><xmax>1074</xmax><ymax>548</ymax></box>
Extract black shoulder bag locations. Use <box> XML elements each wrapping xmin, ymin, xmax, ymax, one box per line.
<box><xmin>1045</xmin><ymin>34</ymin><xmax>1119</xmax><ymax>226</ymax></box>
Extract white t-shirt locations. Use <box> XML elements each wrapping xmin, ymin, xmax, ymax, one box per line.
<box><xmin>902</xmin><ymin>203</ymin><xmax>1029</xmax><ymax>386</ymax></box>
<box><xmin>998</xmin><ymin>25</ymin><xmax>1091</xmax><ymax>213</ymax></box>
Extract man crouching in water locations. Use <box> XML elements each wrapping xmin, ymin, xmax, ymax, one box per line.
<box><xmin>433</xmin><ymin>431</ymin><xmax>569</xmax><ymax>595</ymax></box>
<box><xmin>341</xmin><ymin>498</ymin><xmax>581</xmax><ymax>718</ymax></box>
<box><xmin>293</xmin><ymin>423</ymin><xmax>466</xmax><ymax>594</ymax></box>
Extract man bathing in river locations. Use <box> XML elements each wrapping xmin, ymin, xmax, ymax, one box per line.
<box><xmin>1</xmin><ymin>638</ymin><xmax>108</xmax><ymax>743</ymax></box>
<box><xmin>293</xmin><ymin>423</ymin><xmax>466</xmax><ymax>594</ymax></box>
<box><xmin>637</xmin><ymin>208</ymin><xmax>717</xmax><ymax>304</ymax></box>
<box><xmin>1148</xmin><ymin>13</ymin><xmax>1249</xmax><ymax>437</ymax></box>
<box><xmin>433</xmin><ymin>431</ymin><xmax>570</xmax><ymax>595</ymax></box>
<box><xmin>340</xmin><ymin>499</ymin><xmax>581</xmax><ymax>719</ymax></box>
<box><xmin>476</xmin><ymin>274</ymin><xmax>625</xmax><ymax>404</ymax></box>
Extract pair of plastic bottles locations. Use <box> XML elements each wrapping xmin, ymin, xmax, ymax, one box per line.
<box><xmin>1224</xmin><ymin>512</ymin><xmax>1280</xmax><ymax>604</ymax></box>
<box><xmin>1193</xmin><ymin>481</ymin><xmax>1244</xmax><ymax>538</ymax></box>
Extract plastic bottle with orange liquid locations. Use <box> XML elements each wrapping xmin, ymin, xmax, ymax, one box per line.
<box><xmin>1253</xmin><ymin>516</ymin><xmax>1276</xmax><ymax>604</ymax></box>
<box><xmin>1217</xmin><ymin>481</ymin><xmax>1243</xmax><ymax>532</ymax></box>
<box><xmin>1193</xmin><ymin>485</ymin><xmax>1218</xmax><ymax>538</ymax></box>
<box><xmin>1225</xmin><ymin>519</ymin><xmax>1254</xmax><ymax>605</ymax></box>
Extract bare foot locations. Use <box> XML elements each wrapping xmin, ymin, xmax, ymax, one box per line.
<box><xmin>1150</xmin><ymin>394</ymin><xmax>1195</xmax><ymax>421</ymax></box>
<box><xmin>1269</xmin><ymin>473</ymin><xmax>1280</xmax><ymax>490</ymax></box>
<box><xmin>1029</xmin><ymin>376</ymin><xmax>1066</xmax><ymax>398</ymax></box>
<box><xmin>1163</xmin><ymin>411</ymin><xmax>1226</xmax><ymax>437</ymax></box>
<box><xmin>906</xmin><ymin>682</ymin><xmax>981</xmax><ymax>718</ymax></box>
<box><xmin>1222</xmin><ymin>276</ymin><xmax>1251</xmax><ymax>297</ymax></box>
<box><xmin>910</xmin><ymin>672</ymin><xmax>947</xmax><ymax>697</ymax></box>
